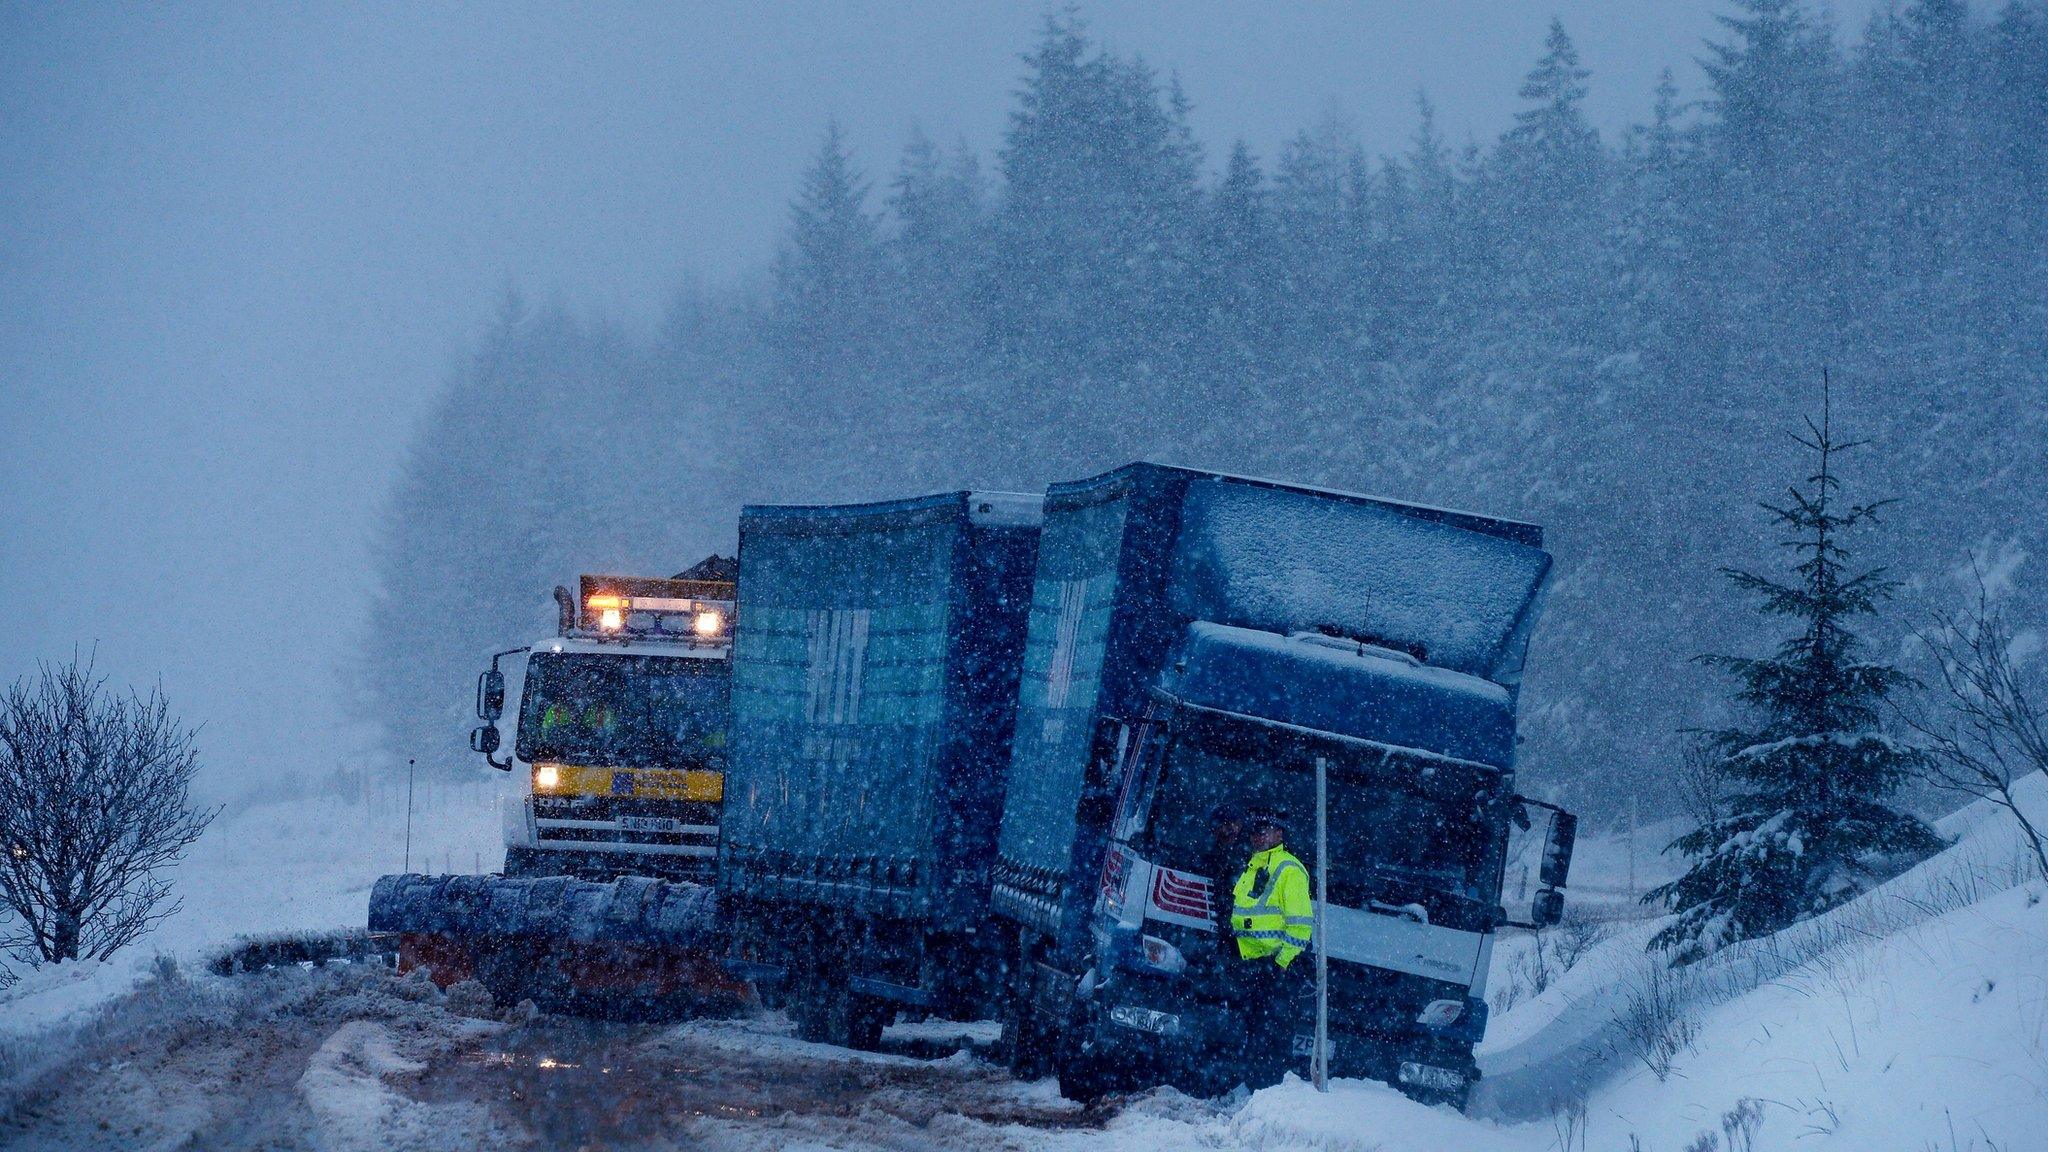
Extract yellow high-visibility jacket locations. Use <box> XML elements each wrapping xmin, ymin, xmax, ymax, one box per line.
<box><xmin>1232</xmin><ymin>844</ymin><xmax>1314</xmax><ymax>968</ymax></box>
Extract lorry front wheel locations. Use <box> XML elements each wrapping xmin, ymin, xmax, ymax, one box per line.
<box><xmin>1397</xmin><ymin>1079</ymin><xmax>1472</xmax><ymax>1112</ymax></box>
<box><xmin>790</xmin><ymin>980</ymin><xmax>891</xmax><ymax>1051</ymax></box>
<box><xmin>1000</xmin><ymin>997</ymin><xmax>1054</xmax><ymax>1081</ymax></box>
<box><xmin>1053</xmin><ymin>1012</ymin><xmax>1126</xmax><ymax>1105</ymax></box>
<box><xmin>502</xmin><ymin>846</ymin><xmax>555</xmax><ymax>878</ymax></box>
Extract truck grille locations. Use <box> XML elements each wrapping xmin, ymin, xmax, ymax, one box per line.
<box><xmin>532</xmin><ymin>796</ymin><xmax>718</xmax><ymax>855</ymax></box>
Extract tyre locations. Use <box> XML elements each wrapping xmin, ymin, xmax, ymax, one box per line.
<box><xmin>788</xmin><ymin>979</ymin><xmax>891</xmax><ymax>1051</ymax></box>
<box><xmin>1396</xmin><ymin>1079</ymin><xmax>1472</xmax><ymax>1112</ymax></box>
<box><xmin>845</xmin><ymin>997</ymin><xmax>890</xmax><ymax>1051</ymax></box>
<box><xmin>1000</xmin><ymin>997</ymin><xmax>1054</xmax><ymax>1080</ymax></box>
<box><xmin>788</xmin><ymin>982</ymin><xmax>837</xmax><ymax>1044</ymax></box>
<box><xmin>1053</xmin><ymin>1011</ymin><xmax>1126</xmax><ymax>1104</ymax></box>
<box><xmin>501</xmin><ymin>846</ymin><xmax>555</xmax><ymax>878</ymax></box>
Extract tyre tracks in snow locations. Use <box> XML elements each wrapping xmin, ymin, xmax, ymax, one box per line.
<box><xmin>1</xmin><ymin>962</ymin><xmax>1113</xmax><ymax>1151</ymax></box>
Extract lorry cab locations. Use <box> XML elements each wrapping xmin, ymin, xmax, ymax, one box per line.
<box><xmin>1073</xmin><ymin>623</ymin><xmax>1576</xmax><ymax>1104</ymax></box>
<box><xmin>472</xmin><ymin>563</ymin><xmax>736</xmax><ymax>882</ymax></box>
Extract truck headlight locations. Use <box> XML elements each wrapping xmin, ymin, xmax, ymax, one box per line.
<box><xmin>1398</xmin><ymin>1061</ymin><xmax>1466</xmax><ymax>1093</ymax></box>
<box><xmin>693</xmin><ymin>609</ymin><xmax>724</xmax><ymax>636</ymax></box>
<box><xmin>1137</xmin><ymin>934</ymin><xmax>1187</xmax><ymax>975</ymax></box>
<box><xmin>1417</xmin><ymin>999</ymin><xmax>1464</xmax><ymax>1027</ymax></box>
<box><xmin>1108</xmin><ymin>1005</ymin><xmax>1181</xmax><ymax>1035</ymax></box>
<box><xmin>534</xmin><ymin>763</ymin><xmax>560</xmax><ymax>791</ymax></box>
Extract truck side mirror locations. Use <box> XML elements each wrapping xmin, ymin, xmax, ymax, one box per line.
<box><xmin>1541</xmin><ymin>810</ymin><xmax>1577</xmax><ymax>890</ymax></box>
<box><xmin>470</xmin><ymin>723</ymin><xmax>502</xmax><ymax>758</ymax></box>
<box><xmin>1503</xmin><ymin>796</ymin><xmax>1578</xmax><ymax>929</ymax></box>
<box><xmin>478</xmin><ymin>668</ymin><xmax>506</xmax><ymax>721</ymax></box>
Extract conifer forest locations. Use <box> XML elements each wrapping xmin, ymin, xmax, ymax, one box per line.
<box><xmin>369</xmin><ymin>3</ymin><xmax>2048</xmax><ymax>822</ymax></box>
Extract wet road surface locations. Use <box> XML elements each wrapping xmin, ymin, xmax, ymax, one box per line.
<box><xmin>0</xmin><ymin>962</ymin><xmax>1119</xmax><ymax>1151</ymax></box>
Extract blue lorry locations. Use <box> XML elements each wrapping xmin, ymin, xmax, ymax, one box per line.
<box><xmin>373</xmin><ymin>462</ymin><xmax>1575</xmax><ymax>1107</ymax></box>
<box><xmin>984</xmin><ymin>463</ymin><xmax>1573</xmax><ymax>1103</ymax></box>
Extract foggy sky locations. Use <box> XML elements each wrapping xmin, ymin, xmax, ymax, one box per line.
<box><xmin>1</xmin><ymin>1</ymin><xmax>1882</xmax><ymax>796</ymax></box>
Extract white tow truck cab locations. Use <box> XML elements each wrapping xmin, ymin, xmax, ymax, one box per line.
<box><xmin>470</xmin><ymin>560</ymin><xmax>735</xmax><ymax>882</ymax></box>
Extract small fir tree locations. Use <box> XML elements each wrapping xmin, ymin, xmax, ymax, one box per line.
<box><xmin>1646</xmin><ymin>377</ymin><xmax>1943</xmax><ymax>964</ymax></box>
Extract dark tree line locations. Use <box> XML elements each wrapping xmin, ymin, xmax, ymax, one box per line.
<box><xmin>366</xmin><ymin>3</ymin><xmax>2048</xmax><ymax>820</ymax></box>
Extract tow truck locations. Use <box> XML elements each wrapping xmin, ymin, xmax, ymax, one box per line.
<box><xmin>470</xmin><ymin>556</ymin><xmax>736</xmax><ymax>882</ymax></box>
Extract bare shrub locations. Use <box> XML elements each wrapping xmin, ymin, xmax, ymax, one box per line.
<box><xmin>1548</xmin><ymin>907</ymin><xmax>1610</xmax><ymax>972</ymax></box>
<box><xmin>1676</xmin><ymin>733</ymin><xmax>1731</xmax><ymax>831</ymax></box>
<box><xmin>1493</xmin><ymin>909</ymin><xmax>1613</xmax><ymax>1016</ymax></box>
<box><xmin>1550</xmin><ymin>1093</ymin><xmax>1588</xmax><ymax>1151</ymax></box>
<box><xmin>1721</xmin><ymin>1098</ymin><xmax>1765</xmax><ymax>1152</ymax></box>
<box><xmin>1619</xmin><ymin>960</ymin><xmax>1700</xmax><ymax>1081</ymax></box>
<box><xmin>1903</xmin><ymin>586</ymin><xmax>2048</xmax><ymax>881</ymax></box>
<box><xmin>1509</xmin><ymin>936</ymin><xmax>1552</xmax><ymax>1005</ymax></box>
<box><xmin>0</xmin><ymin>658</ymin><xmax>216</xmax><ymax>965</ymax></box>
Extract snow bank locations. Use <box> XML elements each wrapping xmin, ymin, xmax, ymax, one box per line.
<box><xmin>1472</xmin><ymin>773</ymin><xmax>2048</xmax><ymax>1147</ymax></box>
<box><xmin>0</xmin><ymin>959</ymin><xmax>122</xmax><ymax>1042</ymax></box>
<box><xmin>0</xmin><ymin>779</ymin><xmax>502</xmax><ymax>1043</ymax></box>
<box><xmin>298</xmin><ymin>1019</ymin><xmax>427</xmax><ymax>1138</ymax></box>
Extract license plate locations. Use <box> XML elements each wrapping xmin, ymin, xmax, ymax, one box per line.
<box><xmin>618</xmin><ymin>815</ymin><xmax>683</xmax><ymax>834</ymax></box>
<box><xmin>1292</xmin><ymin>1034</ymin><xmax>1337</xmax><ymax>1059</ymax></box>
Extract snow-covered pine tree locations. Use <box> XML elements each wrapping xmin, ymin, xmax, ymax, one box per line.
<box><xmin>1498</xmin><ymin>17</ymin><xmax>1601</xmax><ymax>205</ymax></box>
<box><xmin>1646</xmin><ymin>376</ymin><xmax>1944</xmax><ymax>964</ymax></box>
<box><xmin>762</xmin><ymin>122</ymin><xmax>899</xmax><ymax>500</ymax></box>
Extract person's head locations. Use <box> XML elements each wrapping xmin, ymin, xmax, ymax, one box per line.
<box><xmin>1209</xmin><ymin>804</ymin><xmax>1242</xmax><ymax>849</ymax></box>
<box><xmin>1245</xmin><ymin>807</ymin><xmax>1286</xmax><ymax>851</ymax></box>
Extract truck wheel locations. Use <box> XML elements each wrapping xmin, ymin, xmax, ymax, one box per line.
<box><xmin>1397</xmin><ymin>1080</ymin><xmax>1472</xmax><ymax>1112</ymax></box>
<box><xmin>789</xmin><ymin>983</ymin><xmax>836</xmax><ymax>1044</ymax></box>
<box><xmin>789</xmin><ymin>981</ymin><xmax>889</xmax><ymax>1050</ymax></box>
<box><xmin>1000</xmin><ymin>997</ymin><xmax>1054</xmax><ymax>1080</ymax></box>
<box><xmin>845</xmin><ymin>997</ymin><xmax>890</xmax><ymax>1052</ymax></box>
<box><xmin>502</xmin><ymin>846</ymin><xmax>552</xmax><ymax>878</ymax></box>
<box><xmin>1053</xmin><ymin>1013</ymin><xmax>1123</xmax><ymax>1105</ymax></box>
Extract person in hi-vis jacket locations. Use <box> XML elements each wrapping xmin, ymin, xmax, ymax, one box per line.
<box><xmin>1228</xmin><ymin>806</ymin><xmax>1313</xmax><ymax>1087</ymax></box>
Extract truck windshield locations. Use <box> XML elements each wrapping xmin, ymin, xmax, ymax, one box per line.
<box><xmin>1141</xmin><ymin>708</ymin><xmax>1498</xmax><ymax>906</ymax></box>
<box><xmin>516</xmin><ymin>652</ymin><xmax>729</xmax><ymax>770</ymax></box>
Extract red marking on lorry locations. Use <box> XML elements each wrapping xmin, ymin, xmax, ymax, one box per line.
<box><xmin>1150</xmin><ymin>866</ymin><xmax>1213</xmax><ymax>922</ymax></box>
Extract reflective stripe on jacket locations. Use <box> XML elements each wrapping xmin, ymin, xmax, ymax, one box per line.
<box><xmin>1232</xmin><ymin>844</ymin><xmax>1313</xmax><ymax>968</ymax></box>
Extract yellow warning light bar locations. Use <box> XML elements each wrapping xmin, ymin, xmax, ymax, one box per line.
<box><xmin>576</xmin><ymin>574</ymin><xmax>735</xmax><ymax>640</ymax></box>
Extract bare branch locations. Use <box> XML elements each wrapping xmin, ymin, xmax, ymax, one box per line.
<box><xmin>1899</xmin><ymin>586</ymin><xmax>2048</xmax><ymax>881</ymax></box>
<box><xmin>0</xmin><ymin>656</ymin><xmax>218</xmax><ymax>965</ymax></box>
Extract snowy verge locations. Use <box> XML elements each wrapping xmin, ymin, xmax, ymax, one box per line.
<box><xmin>1471</xmin><ymin>773</ymin><xmax>2048</xmax><ymax>1147</ymax></box>
<box><xmin>0</xmin><ymin>781</ymin><xmax>501</xmax><ymax>1045</ymax></box>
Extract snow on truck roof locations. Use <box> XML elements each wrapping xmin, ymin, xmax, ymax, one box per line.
<box><xmin>739</xmin><ymin>489</ymin><xmax>1044</xmax><ymax>533</ymax></box>
<box><xmin>1058</xmin><ymin>461</ymin><xmax>1544</xmax><ymax>549</ymax></box>
<box><xmin>529</xmin><ymin>635</ymin><xmax>727</xmax><ymax>659</ymax></box>
<box><xmin>1104</xmin><ymin>464</ymin><xmax>1554</xmax><ymax>685</ymax></box>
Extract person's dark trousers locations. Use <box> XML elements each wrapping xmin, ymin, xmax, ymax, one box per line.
<box><xmin>1230</xmin><ymin>961</ymin><xmax>1308</xmax><ymax>1089</ymax></box>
